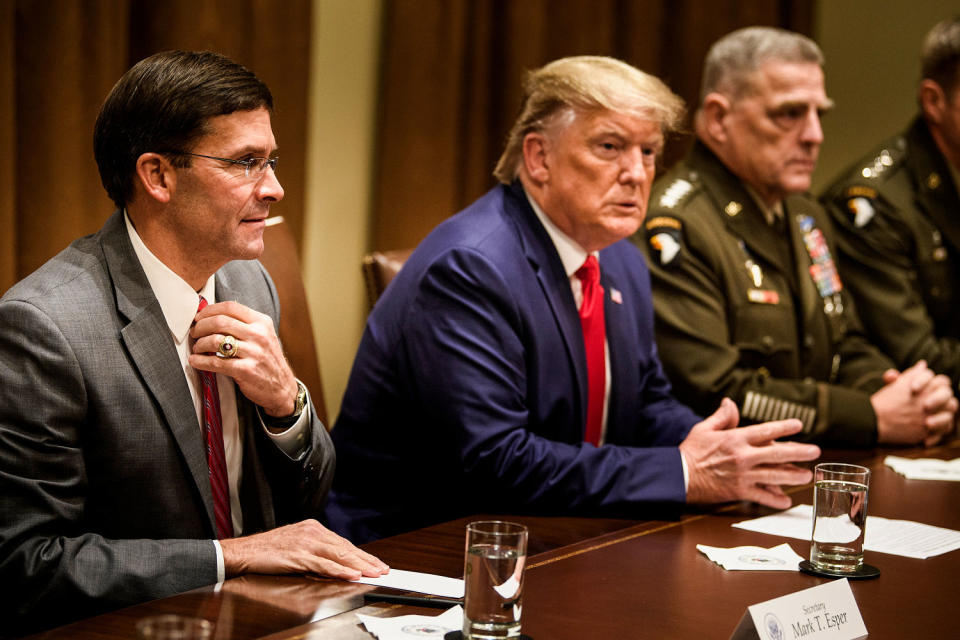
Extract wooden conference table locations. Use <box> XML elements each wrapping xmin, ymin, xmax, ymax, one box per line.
<box><xmin>25</xmin><ymin>440</ymin><xmax>960</xmax><ymax>639</ymax></box>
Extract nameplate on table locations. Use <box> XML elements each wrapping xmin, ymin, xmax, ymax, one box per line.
<box><xmin>729</xmin><ymin>578</ymin><xmax>867</xmax><ymax>640</ymax></box>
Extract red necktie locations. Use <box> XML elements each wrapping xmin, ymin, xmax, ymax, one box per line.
<box><xmin>575</xmin><ymin>256</ymin><xmax>605</xmax><ymax>446</ymax></box>
<box><xmin>196</xmin><ymin>296</ymin><xmax>233</xmax><ymax>539</ymax></box>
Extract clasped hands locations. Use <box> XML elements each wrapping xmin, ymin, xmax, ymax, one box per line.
<box><xmin>681</xmin><ymin>361</ymin><xmax>958</xmax><ymax>511</ymax></box>
<box><xmin>872</xmin><ymin>360</ymin><xmax>957</xmax><ymax>447</ymax></box>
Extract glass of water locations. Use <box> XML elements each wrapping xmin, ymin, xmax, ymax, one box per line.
<box><xmin>462</xmin><ymin>520</ymin><xmax>528</xmax><ymax>639</ymax></box>
<box><xmin>809</xmin><ymin>463</ymin><xmax>870</xmax><ymax>573</ymax></box>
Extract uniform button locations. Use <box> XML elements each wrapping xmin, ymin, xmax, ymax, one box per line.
<box><xmin>761</xmin><ymin>336</ymin><xmax>775</xmax><ymax>350</ymax></box>
<box><xmin>804</xmin><ymin>334</ymin><xmax>814</xmax><ymax>348</ymax></box>
<box><xmin>758</xmin><ymin>367</ymin><xmax>771</xmax><ymax>379</ymax></box>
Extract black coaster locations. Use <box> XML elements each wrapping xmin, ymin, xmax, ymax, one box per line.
<box><xmin>444</xmin><ymin>633</ymin><xmax>533</xmax><ymax>640</ymax></box>
<box><xmin>799</xmin><ymin>560</ymin><xmax>880</xmax><ymax>580</ymax></box>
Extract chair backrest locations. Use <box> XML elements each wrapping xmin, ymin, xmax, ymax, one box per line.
<box><xmin>361</xmin><ymin>248</ymin><xmax>414</xmax><ymax>310</ymax></box>
<box><xmin>259</xmin><ymin>217</ymin><xmax>328</xmax><ymax>427</ymax></box>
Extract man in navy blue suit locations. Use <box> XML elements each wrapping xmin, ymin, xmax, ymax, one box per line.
<box><xmin>326</xmin><ymin>56</ymin><xmax>821</xmax><ymax>543</ymax></box>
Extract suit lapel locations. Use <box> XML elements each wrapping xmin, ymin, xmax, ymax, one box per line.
<box><xmin>718</xmin><ymin>189</ymin><xmax>792</xmax><ymax>276</ymax></box>
<box><xmin>598</xmin><ymin>262</ymin><xmax>627</xmax><ymax>439</ymax></box>
<box><xmin>692</xmin><ymin>143</ymin><xmax>792</xmax><ymax>274</ymax></box>
<box><xmin>504</xmin><ymin>183</ymin><xmax>589</xmax><ymax>428</ymax></box>
<box><xmin>100</xmin><ymin>211</ymin><xmax>217</xmax><ymax>533</ymax></box>
<box><xmin>216</xmin><ymin>271</ymin><xmax>277</xmax><ymax>530</ymax></box>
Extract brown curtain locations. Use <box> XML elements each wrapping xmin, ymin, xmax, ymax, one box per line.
<box><xmin>370</xmin><ymin>0</ymin><xmax>815</xmax><ymax>252</ymax></box>
<box><xmin>0</xmin><ymin>0</ymin><xmax>310</xmax><ymax>295</ymax></box>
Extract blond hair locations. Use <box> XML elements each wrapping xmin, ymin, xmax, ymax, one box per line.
<box><xmin>493</xmin><ymin>56</ymin><xmax>685</xmax><ymax>184</ymax></box>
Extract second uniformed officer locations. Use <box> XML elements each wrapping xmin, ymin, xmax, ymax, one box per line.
<box><xmin>821</xmin><ymin>17</ymin><xmax>960</xmax><ymax>392</ymax></box>
<box><xmin>635</xmin><ymin>26</ymin><xmax>957</xmax><ymax>447</ymax></box>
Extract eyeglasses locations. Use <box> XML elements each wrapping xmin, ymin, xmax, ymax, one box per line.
<box><xmin>173</xmin><ymin>152</ymin><xmax>279</xmax><ymax>179</ymax></box>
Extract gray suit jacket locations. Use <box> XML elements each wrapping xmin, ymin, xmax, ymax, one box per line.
<box><xmin>0</xmin><ymin>210</ymin><xmax>334</xmax><ymax>634</ymax></box>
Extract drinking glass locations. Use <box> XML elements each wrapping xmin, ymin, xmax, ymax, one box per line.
<box><xmin>809</xmin><ymin>463</ymin><xmax>870</xmax><ymax>573</ymax></box>
<box><xmin>462</xmin><ymin>521</ymin><xmax>528</xmax><ymax>639</ymax></box>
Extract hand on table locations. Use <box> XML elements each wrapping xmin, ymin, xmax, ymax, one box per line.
<box><xmin>220</xmin><ymin>519</ymin><xmax>390</xmax><ymax>581</ymax></box>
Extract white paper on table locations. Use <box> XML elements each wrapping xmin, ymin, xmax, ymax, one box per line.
<box><xmin>358</xmin><ymin>605</ymin><xmax>462</xmax><ymax>639</ymax></box>
<box><xmin>885</xmin><ymin>455</ymin><xmax>960</xmax><ymax>481</ymax></box>
<box><xmin>351</xmin><ymin>569</ymin><xmax>464</xmax><ymax>599</ymax></box>
<box><xmin>696</xmin><ymin>542</ymin><xmax>803</xmax><ymax>570</ymax></box>
<box><xmin>732</xmin><ymin>504</ymin><xmax>960</xmax><ymax>559</ymax></box>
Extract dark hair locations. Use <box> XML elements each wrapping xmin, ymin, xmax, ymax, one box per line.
<box><xmin>921</xmin><ymin>17</ymin><xmax>960</xmax><ymax>97</ymax></box>
<box><xmin>93</xmin><ymin>50</ymin><xmax>273</xmax><ymax>209</ymax></box>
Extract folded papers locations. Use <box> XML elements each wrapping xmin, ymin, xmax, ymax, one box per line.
<box><xmin>697</xmin><ymin>543</ymin><xmax>804</xmax><ymax>570</ymax></box>
<box><xmin>884</xmin><ymin>455</ymin><xmax>960</xmax><ymax>481</ymax></box>
<box><xmin>358</xmin><ymin>605</ymin><xmax>462</xmax><ymax>639</ymax></box>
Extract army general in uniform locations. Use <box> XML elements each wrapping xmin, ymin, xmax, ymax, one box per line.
<box><xmin>821</xmin><ymin>17</ymin><xmax>960</xmax><ymax>392</ymax></box>
<box><xmin>636</xmin><ymin>27</ymin><xmax>956</xmax><ymax>448</ymax></box>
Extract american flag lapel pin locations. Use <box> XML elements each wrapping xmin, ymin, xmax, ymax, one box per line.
<box><xmin>610</xmin><ymin>287</ymin><xmax>623</xmax><ymax>304</ymax></box>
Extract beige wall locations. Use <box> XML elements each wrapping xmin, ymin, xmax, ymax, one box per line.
<box><xmin>814</xmin><ymin>0</ymin><xmax>957</xmax><ymax>190</ymax></box>
<box><xmin>303</xmin><ymin>0</ymin><xmax>382</xmax><ymax>423</ymax></box>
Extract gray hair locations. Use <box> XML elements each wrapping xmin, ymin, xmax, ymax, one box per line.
<box><xmin>699</xmin><ymin>26</ymin><xmax>824</xmax><ymax>103</ymax></box>
<box><xmin>493</xmin><ymin>56</ymin><xmax>685</xmax><ymax>184</ymax></box>
<box><xmin>921</xmin><ymin>16</ymin><xmax>960</xmax><ymax>96</ymax></box>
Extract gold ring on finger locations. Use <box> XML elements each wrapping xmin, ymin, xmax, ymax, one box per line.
<box><xmin>217</xmin><ymin>334</ymin><xmax>240</xmax><ymax>359</ymax></box>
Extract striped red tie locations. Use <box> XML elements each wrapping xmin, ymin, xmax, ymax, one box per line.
<box><xmin>197</xmin><ymin>296</ymin><xmax>233</xmax><ymax>539</ymax></box>
<box><xmin>575</xmin><ymin>256</ymin><xmax>605</xmax><ymax>447</ymax></box>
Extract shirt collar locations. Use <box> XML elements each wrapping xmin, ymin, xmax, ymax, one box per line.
<box><xmin>523</xmin><ymin>187</ymin><xmax>596</xmax><ymax>277</ymax></box>
<box><xmin>124</xmin><ymin>211</ymin><xmax>216</xmax><ymax>344</ymax></box>
<box><xmin>744</xmin><ymin>184</ymin><xmax>785</xmax><ymax>226</ymax></box>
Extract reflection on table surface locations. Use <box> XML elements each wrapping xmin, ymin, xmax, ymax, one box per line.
<box><xmin>22</xmin><ymin>440</ymin><xmax>960</xmax><ymax>639</ymax></box>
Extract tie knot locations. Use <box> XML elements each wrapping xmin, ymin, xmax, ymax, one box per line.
<box><xmin>576</xmin><ymin>255</ymin><xmax>600</xmax><ymax>286</ymax></box>
<box><xmin>197</xmin><ymin>295</ymin><xmax>208</xmax><ymax>312</ymax></box>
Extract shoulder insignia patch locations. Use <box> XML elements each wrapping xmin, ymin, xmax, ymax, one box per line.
<box><xmin>657</xmin><ymin>178</ymin><xmax>694</xmax><ymax>209</ymax></box>
<box><xmin>842</xmin><ymin>185</ymin><xmax>877</xmax><ymax>199</ymax></box>
<box><xmin>845</xmin><ymin>196</ymin><xmax>876</xmax><ymax>228</ymax></box>
<box><xmin>646</xmin><ymin>216</ymin><xmax>683</xmax><ymax>266</ymax></box>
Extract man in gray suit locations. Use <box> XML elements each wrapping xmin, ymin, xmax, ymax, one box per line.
<box><xmin>0</xmin><ymin>51</ymin><xmax>387</xmax><ymax>634</ymax></box>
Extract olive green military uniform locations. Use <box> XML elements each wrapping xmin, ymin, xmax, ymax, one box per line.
<box><xmin>820</xmin><ymin>117</ymin><xmax>960</xmax><ymax>389</ymax></box>
<box><xmin>634</xmin><ymin>142</ymin><xmax>894</xmax><ymax>447</ymax></box>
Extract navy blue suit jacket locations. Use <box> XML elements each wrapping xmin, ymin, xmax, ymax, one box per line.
<box><xmin>327</xmin><ymin>182</ymin><xmax>700</xmax><ymax>542</ymax></box>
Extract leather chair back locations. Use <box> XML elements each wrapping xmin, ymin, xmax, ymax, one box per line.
<box><xmin>361</xmin><ymin>248</ymin><xmax>413</xmax><ymax>310</ymax></box>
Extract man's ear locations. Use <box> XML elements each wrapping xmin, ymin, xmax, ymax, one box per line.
<box><xmin>919</xmin><ymin>79</ymin><xmax>946</xmax><ymax>126</ymax></box>
<box><xmin>521</xmin><ymin>132</ymin><xmax>550</xmax><ymax>184</ymax></box>
<box><xmin>134</xmin><ymin>152</ymin><xmax>176</xmax><ymax>203</ymax></box>
<box><xmin>700</xmin><ymin>92</ymin><xmax>733</xmax><ymax>145</ymax></box>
